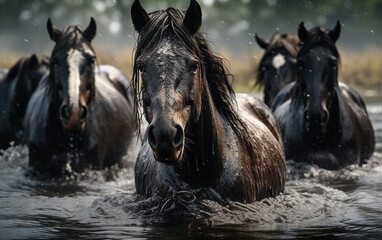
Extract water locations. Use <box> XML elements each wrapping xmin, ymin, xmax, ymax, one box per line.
<box><xmin>0</xmin><ymin>97</ymin><xmax>381</xmax><ymax>240</ymax></box>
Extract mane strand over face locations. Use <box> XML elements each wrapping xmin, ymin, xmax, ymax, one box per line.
<box><xmin>132</xmin><ymin>7</ymin><xmax>255</xmax><ymax>154</ymax></box>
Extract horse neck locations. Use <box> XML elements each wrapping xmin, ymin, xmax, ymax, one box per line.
<box><xmin>177</xmin><ymin>84</ymin><xmax>226</xmax><ymax>187</ymax></box>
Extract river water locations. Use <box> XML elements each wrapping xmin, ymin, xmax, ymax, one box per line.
<box><xmin>0</xmin><ymin>96</ymin><xmax>381</xmax><ymax>239</ymax></box>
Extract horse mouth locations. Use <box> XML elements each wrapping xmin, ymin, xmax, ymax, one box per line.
<box><xmin>153</xmin><ymin>148</ymin><xmax>183</xmax><ymax>165</ymax></box>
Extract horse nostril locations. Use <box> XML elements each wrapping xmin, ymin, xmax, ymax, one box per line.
<box><xmin>322</xmin><ymin>110</ymin><xmax>329</xmax><ymax>125</ymax></box>
<box><xmin>148</xmin><ymin>125</ymin><xmax>158</xmax><ymax>149</ymax></box>
<box><xmin>80</xmin><ymin>105</ymin><xmax>88</xmax><ymax>120</ymax></box>
<box><xmin>60</xmin><ymin>105</ymin><xmax>70</xmax><ymax>121</ymax></box>
<box><xmin>173</xmin><ymin>124</ymin><xmax>184</xmax><ymax>149</ymax></box>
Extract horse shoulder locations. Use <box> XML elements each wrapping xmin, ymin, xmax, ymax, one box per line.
<box><xmin>338</xmin><ymin>82</ymin><xmax>375</xmax><ymax>161</ymax></box>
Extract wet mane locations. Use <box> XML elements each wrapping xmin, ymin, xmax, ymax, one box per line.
<box><xmin>256</xmin><ymin>33</ymin><xmax>299</xmax><ymax>87</ymax></box>
<box><xmin>132</xmin><ymin>7</ymin><xmax>255</xmax><ymax>154</ymax></box>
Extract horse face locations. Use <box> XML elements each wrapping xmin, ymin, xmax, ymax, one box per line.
<box><xmin>261</xmin><ymin>48</ymin><xmax>296</xmax><ymax>103</ymax></box>
<box><xmin>133</xmin><ymin>0</ymin><xmax>202</xmax><ymax>165</ymax></box>
<box><xmin>48</xmin><ymin>18</ymin><xmax>97</xmax><ymax>132</ymax></box>
<box><xmin>298</xmin><ymin>46</ymin><xmax>338</xmax><ymax>136</ymax></box>
<box><xmin>138</xmin><ymin>37</ymin><xmax>201</xmax><ymax>164</ymax></box>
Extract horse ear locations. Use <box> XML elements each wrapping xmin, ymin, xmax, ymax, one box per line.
<box><xmin>84</xmin><ymin>17</ymin><xmax>97</xmax><ymax>42</ymax></box>
<box><xmin>329</xmin><ymin>20</ymin><xmax>341</xmax><ymax>43</ymax></box>
<box><xmin>184</xmin><ymin>0</ymin><xmax>202</xmax><ymax>35</ymax></box>
<box><xmin>298</xmin><ymin>21</ymin><xmax>308</xmax><ymax>43</ymax></box>
<box><xmin>28</xmin><ymin>54</ymin><xmax>39</xmax><ymax>68</ymax></box>
<box><xmin>131</xmin><ymin>0</ymin><xmax>150</xmax><ymax>32</ymax></box>
<box><xmin>47</xmin><ymin>18</ymin><xmax>62</xmax><ymax>42</ymax></box>
<box><xmin>254</xmin><ymin>34</ymin><xmax>269</xmax><ymax>49</ymax></box>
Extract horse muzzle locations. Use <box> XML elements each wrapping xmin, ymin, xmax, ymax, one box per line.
<box><xmin>60</xmin><ymin>104</ymin><xmax>88</xmax><ymax>132</ymax></box>
<box><xmin>147</xmin><ymin>122</ymin><xmax>184</xmax><ymax>165</ymax></box>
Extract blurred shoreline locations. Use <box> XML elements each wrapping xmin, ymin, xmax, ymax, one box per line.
<box><xmin>1</xmin><ymin>47</ymin><xmax>381</xmax><ymax>94</ymax></box>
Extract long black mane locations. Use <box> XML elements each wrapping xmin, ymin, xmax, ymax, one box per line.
<box><xmin>132</xmin><ymin>8</ymin><xmax>255</xmax><ymax>154</ymax></box>
<box><xmin>256</xmin><ymin>33</ymin><xmax>299</xmax><ymax>87</ymax></box>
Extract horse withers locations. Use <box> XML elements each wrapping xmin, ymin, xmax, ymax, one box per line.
<box><xmin>24</xmin><ymin>18</ymin><xmax>137</xmax><ymax>176</ymax></box>
<box><xmin>0</xmin><ymin>54</ymin><xmax>49</xmax><ymax>150</ymax></box>
<box><xmin>255</xmin><ymin>33</ymin><xmax>300</xmax><ymax>107</ymax></box>
<box><xmin>272</xmin><ymin>21</ymin><xmax>375</xmax><ymax>169</ymax></box>
<box><xmin>131</xmin><ymin>0</ymin><xmax>285</xmax><ymax>203</ymax></box>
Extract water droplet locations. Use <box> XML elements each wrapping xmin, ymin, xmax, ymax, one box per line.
<box><xmin>370</xmin><ymin>30</ymin><xmax>375</xmax><ymax>34</ymax></box>
<box><xmin>309</xmin><ymin>69</ymin><xmax>312</xmax><ymax>72</ymax></box>
<box><xmin>24</xmin><ymin>39</ymin><xmax>29</xmax><ymax>43</ymax></box>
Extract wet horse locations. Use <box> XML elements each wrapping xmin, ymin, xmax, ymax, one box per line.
<box><xmin>272</xmin><ymin>21</ymin><xmax>375</xmax><ymax>169</ymax></box>
<box><xmin>24</xmin><ymin>18</ymin><xmax>137</xmax><ymax>176</ymax></box>
<box><xmin>0</xmin><ymin>54</ymin><xmax>49</xmax><ymax>150</ymax></box>
<box><xmin>255</xmin><ymin>33</ymin><xmax>299</xmax><ymax>107</ymax></box>
<box><xmin>131</xmin><ymin>0</ymin><xmax>286</xmax><ymax>202</ymax></box>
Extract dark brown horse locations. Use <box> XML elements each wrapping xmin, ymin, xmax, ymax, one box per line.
<box><xmin>272</xmin><ymin>21</ymin><xmax>375</xmax><ymax>169</ymax></box>
<box><xmin>255</xmin><ymin>33</ymin><xmax>300</xmax><ymax>107</ymax></box>
<box><xmin>24</xmin><ymin>18</ymin><xmax>137</xmax><ymax>176</ymax></box>
<box><xmin>131</xmin><ymin>0</ymin><xmax>286</xmax><ymax>202</ymax></box>
<box><xmin>0</xmin><ymin>54</ymin><xmax>49</xmax><ymax>150</ymax></box>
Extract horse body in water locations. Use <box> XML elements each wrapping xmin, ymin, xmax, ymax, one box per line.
<box><xmin>131</xmin><ymin>0</ymin><xmax>285</xmax><ymax>203</ymax></box>
<box><xmin>24</xmin><ymin>19</ymin><xmax>137</xmax><ymax>176</ymax></box>
<box><xmin>272</xmin><ymin>22</ymin><xmax>375</xmax><ymax>169</ymax></box>
<box><xmin>0</xmin><ymin>54</ymin><xmax>49</xmax><ymax>150</ymax></box>
<box><xmin>255</xmin><ymin>33</ymin><xmax>299</xmax><ymax>107</ymax></box>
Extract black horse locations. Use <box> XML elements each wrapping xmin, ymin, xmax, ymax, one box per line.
<box><xmin>131</xmin><ymin>0</ymin><xmax>286</xmax><ymax>202</ymax></box>
<box><xmin>272</xmin><ymin>21</ymin><xmax>375</xmax><ymax>169</ymax></box>
<box><xmin>0</xmin><ymin>54</ymin><xmax>49</xmax><ymax>150</ymax></box>
<box><xmin>24</xmin><ymin>18</ymin><xmax>137</xmax><ymax>176</ymax></box>
<box><xmin>255</xmin><ymin>33</ymin><xmax>300</xmax><ymax>107</ymax></box>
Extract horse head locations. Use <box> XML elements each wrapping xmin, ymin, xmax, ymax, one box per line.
<box><xmin>255</xmin><ymin>33</ymin><xmax>299</xmax><ymax>106</ymax></box>
<box><xmin>132</xmin><ymin>0</ymin><xmax>204</xmax><ymax>165</ymax></box>
<box><xmin>47</xmin><ymin>18</ymin><xmax>97</xmax><ymax>132</ymax></box>
<box><xmin>297</xmin><ymin>21</ymin><xmax>341</xmax><ymax>137</ymax></box>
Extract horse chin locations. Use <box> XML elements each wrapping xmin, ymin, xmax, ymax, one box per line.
<box><xmin>63</xmin><ymin>122</ymin><xmax>86</xmax><ymax>133</ymax></box>
<box><xmin>153</xmin><ymin>148</ymin><xmax>183</xmax><ymax>165</ymax></box>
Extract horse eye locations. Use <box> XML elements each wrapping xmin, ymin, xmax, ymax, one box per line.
<box><xmin>52</xmin><ymin>59</ymin><xmax>58</xmax><ymax>66</ymax></box>
<box><xmin>186</xmin><ymin>98</ymin><xmax>194</xmax><ymax>106</ymax></box>
<box><xmin>86</xmin><ymin>82</ymin><xmax>91</xmax><ymax>91</ymax></box>
<box><xmin>191</xmin><ymin>62</ymin><xmax>199</xmax><ymax>72</ymax></box>
<box><xmin>89</xmin><ymin>56</ymin><xmax>96</xmax><ymax>64</ymax></box>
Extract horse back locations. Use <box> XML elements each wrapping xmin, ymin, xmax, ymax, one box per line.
<box><xmin>232</xmin><ymin>93</ymin><xmax>286</xmax><ymax>200</ymax></box>
<box><xmin>95</xmin><ymin>65</ymin><xmax>133</xmax><ymax>105</ymax></box>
